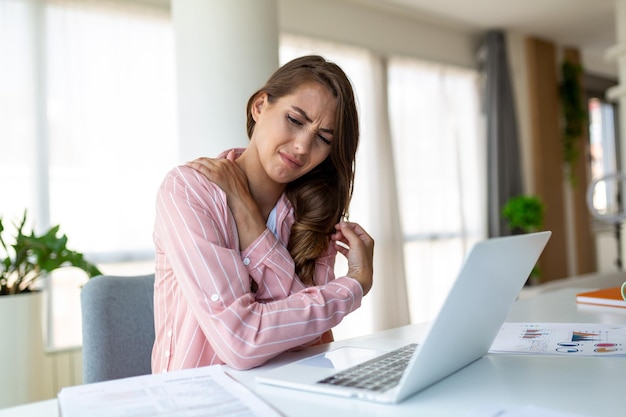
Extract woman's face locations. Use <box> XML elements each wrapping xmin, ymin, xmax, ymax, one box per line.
<box><xmin>250</xmin><ymin>82</ymin><xmax>337</xmax><ymax>185</ymax></box>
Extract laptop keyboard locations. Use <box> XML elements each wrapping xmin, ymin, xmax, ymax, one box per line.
<box><xmin>317</xmin><ymin>343</ymin><xmax>418</xmax><ymax>392</ymax></box>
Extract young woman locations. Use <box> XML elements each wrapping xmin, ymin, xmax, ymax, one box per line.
<box><xmin>152</xmin><ymin>55</ymin><xmax>374</xmax><ymax>372</ymax></box>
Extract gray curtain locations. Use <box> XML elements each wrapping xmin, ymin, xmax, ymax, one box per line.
<box><xmin>481</xmin><ymin>30</ymin><xmax>523</xmax><ymax>237</ymax></box>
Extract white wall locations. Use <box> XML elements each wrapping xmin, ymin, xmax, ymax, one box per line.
<box><xmin>172</xmin><ymin>0</ymin><xmax>279</xmax><ymax>161</ymax></box>
<box><xmin>278</xmin><ymin>0</ymin><xmax>478</xmax><ymax>68</ymax></box>
<box><xmin>142</xmin><ymin>0</ymin><xmax>616</xmax><ymax>78</ymax></box>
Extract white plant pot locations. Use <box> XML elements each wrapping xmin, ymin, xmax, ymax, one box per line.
<box><xmin>0</xmin><ymin>291</ymin><xmax>45</xmax><ymax>408</ymax></box>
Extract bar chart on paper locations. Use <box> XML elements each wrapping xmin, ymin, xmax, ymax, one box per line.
<box><xmin>489</xmin><ymin>323</ymin><xmax>626</xmax><ymax>356</ymax></box>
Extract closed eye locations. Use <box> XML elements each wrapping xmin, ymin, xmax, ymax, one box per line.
<box><xmin>318</xmin><ymin>134</ymin><xmax>332</xmax><ymax>145</ymax></box>
<box><xmin>287</xmin><ymin>114</ymin><xmax>302</xmax><ymax>126</ymax></box>
<box><xmin>288</xmin><ymin>112</ymin><xmax>332</xmax><ymax>145</ymax></box>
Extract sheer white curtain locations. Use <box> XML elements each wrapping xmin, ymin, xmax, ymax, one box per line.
<box><xmin>0</xmin><ymin>0</ymin><xmax>177</xmax><ymax>348</ymax></box>
<box><xmin>45</xmin><ymin>0</ymin><xmax>177</xmax><ymax>258</ymax></box>
<box><xmin>0</xmin><ymin>0</ymin><xmax>177</xmax><ymax>259</ymax></box>
<box><xmin>280</xmin><ymin>35</ymin><xmax>410</xmax><ymax>340</ymax></box>
<box><xmin>0</xmin><ymin>0</ymin><xmax>38</xmax><ymax>226</ymax></box>
<box><xmin>280</xmin><ymin>36</ymin><xmax>485</xmax><ymax>338</ymax></box>
<box><xmin>388</xmin><ymin>57</ymin><xmax>486</xmax><ymax>324</ymax></box>
<box><xmin>357</xmin><ymin>55</ymin><xmax>410</xmax><ymax>332</ymax></box>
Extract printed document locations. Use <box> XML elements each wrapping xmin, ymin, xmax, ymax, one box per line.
<box><xmin>489</xmin><ymin>322</ymin><xmax>626</xmax><ymax>356</ymax></box>
<box><xmin>58</xmin><ymin>365</ymin><xmax>282</xmax><ymax>417</ymax></box>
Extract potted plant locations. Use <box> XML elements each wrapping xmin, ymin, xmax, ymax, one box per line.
<box><xmin>0</xmin><ymin>210</ymin><xmax>102</xmax><ymax>407</ymax></box>
<box><xmin>501</xmin><ymin>195</ymin><xmax>545</xmax><ymax>235</ymax></box>
<box><xmin>1</xmin><ymin>210</ymin><xmax>102</xmax><ymax>295</ymax></box>
<box><xmin>502</xmin><ymin>195</ymin><xmax>545</xmax><ymax>284</ymax></box>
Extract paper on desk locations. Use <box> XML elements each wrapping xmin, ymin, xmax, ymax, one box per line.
<box><xmin>489</xmin><ymin>322</ymin><xmax>626</xmax><ymax>356</ymax></box>
<box><xmin>57</xmin><ymin>365</ymin><xmax>282</xmax><ymax>417</ymax></box>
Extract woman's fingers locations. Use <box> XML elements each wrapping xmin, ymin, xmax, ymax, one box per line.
<box><xmin>333</xmin><ymin>222</ymin><xmax>374</xmax><ymax>295</ymax></box>
<box><xmin>186</xmin><ymin>156</ymin><xmax>246</xmax><ymax>196</ymax></box>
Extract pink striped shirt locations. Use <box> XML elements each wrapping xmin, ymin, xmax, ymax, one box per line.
<box><xmin>152</xmin><ymin>155</ymin><xmax>363</xmax><ymax>372</ymax></box>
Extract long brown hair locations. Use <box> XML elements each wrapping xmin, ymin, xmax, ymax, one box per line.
<box><xmin>246</xmin><ymin>55</ymin><xmax>359</xmax><ymax>285</ymax></box>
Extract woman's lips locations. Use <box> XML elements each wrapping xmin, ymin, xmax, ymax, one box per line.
<box><xmin>280</xmin><ymin>152</ymin><xmax>304</xmax><ymax>169</ymax></box>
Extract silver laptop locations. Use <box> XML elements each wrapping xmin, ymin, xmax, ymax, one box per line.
<box><xmin>256</xmin><ymin>231</ymin><xmax>551</xmax><ymax>404</ymax></box>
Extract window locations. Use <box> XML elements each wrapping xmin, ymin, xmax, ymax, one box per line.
<box><xmin>280</xmin><ymin>35</ymin><xmax>485</xmax><ymax>338</ymax></box>
<box><xmin>585</xmin><ymin>74</ymin><xmax>622</xmax><ymax>271</ymax></box>
<box><xmin>1</xmin><ymin>0</ymin><xmax>176</xmax><ymax>261</ymax></box>
<box><xmin>587</xmin><ymin>97</ymin><xmax>618</xmax><ymax>217</ymax></box>
<box><xmin>586</xmin><ymin>73</ymin><xmax>620</xmax><ymax>182</ymax></box>
<box><xmin>387</xmin><ymin>57</ymin><xmax>485</xmax><ymax>323</ymax></box>
<box><xmin>1</xmin><ymin>0</ymin><xmax>177</xmax><ymax>348</ymax></box>
<box><xmin>588</xmin><ymin>97</ymin><xmax>618</xmax><ymax>181</ymax></box>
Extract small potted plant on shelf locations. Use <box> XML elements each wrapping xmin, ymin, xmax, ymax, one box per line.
<box><xmin>1</xmin><ymin>210</ymin><xmax>102</xmax><ymax>295</ymax></box>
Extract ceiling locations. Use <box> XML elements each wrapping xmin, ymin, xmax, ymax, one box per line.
<box><xmin>345</xmin><ymin>0</ymin><xmax>618</xmax><ymax>77</ymax></box>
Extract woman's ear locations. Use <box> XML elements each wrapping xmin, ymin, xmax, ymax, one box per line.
<box><xmin>251</xmin><ymin>92</ymin><xmax>268</xmax><ymax>122</ymax></box>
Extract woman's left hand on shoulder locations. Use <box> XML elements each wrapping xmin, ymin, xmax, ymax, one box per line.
<box><xmin>186</xmin><ymin>150</ymin><xmax>250</xmax><ymax>202</ymax></box>
<box><xmin>187</xmin><ymin>151</ymin><xmax>265</xmax><ymax>249</ymax></box>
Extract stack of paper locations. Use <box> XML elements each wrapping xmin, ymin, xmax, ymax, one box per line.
<box><xmin>58</xmin><ymin>365</ymin><xmax>281</xmax><ymax>417</ymax></box>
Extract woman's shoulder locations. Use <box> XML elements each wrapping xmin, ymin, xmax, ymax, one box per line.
<box><xmin>160</xmin><ymin>165</ymin><xmax>227</xmax><ymax>210</ymax></box>
<box><xmin>164</xmin><ymin>148</ymin><xmax>244</xmax><ymax>188</ymax></box>
<box><xmin>163</xmin><ymin>164</ymin><xmax>219</xmax><ymax>189</ymax></box>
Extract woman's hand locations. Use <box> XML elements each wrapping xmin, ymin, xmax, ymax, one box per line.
<box><xmin>186</xmin><ymin>150</ymin><xmax>249</xmax><ymax>202</ymax></box>
<box><xmin>186</xmin><ymin>151</ymin><xmax>265</xmax><ymax>249</ymax></box>
<box><xmin>331</xmin><ymin>222</ymin><xmax>374</xmax><ymax>296</ymax></box>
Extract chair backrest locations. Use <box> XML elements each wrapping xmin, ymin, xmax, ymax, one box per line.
<box><xmin>81</xmin><ymin>274</ymin><xmax>155</xmax><ymax>384</ymax></box>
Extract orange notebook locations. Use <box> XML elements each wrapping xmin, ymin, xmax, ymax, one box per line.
<box><xmin>575</xmin><ymin>287</ymin><xmax>626</xmax><ymax>308</ymax></box>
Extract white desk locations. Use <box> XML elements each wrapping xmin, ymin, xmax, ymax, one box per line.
<box><xmin>2</xmin><ymin>286</ymin><xmax>626</xmax><ymax>417</ymax></box>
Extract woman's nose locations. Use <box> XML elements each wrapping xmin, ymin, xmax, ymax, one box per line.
<box><xmin>293</xmin><ymin>132</ymin><xmax>313</xmax><ymax>154</ymax></box>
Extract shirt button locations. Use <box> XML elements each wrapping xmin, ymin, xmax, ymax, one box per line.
<box><xmin>164</xmin><ymin>350</ymin><xmax>170</xmax><ymax>358</ymax></box>
<box><xmin>210</xmin><ymin>293</ymin><xmax>219</xmax><ymax>302</ymax></box>
<box><xmin>167</xmin><ymin>330</ymin><xmax>172</xmax><ymax>338</ymax></box>
<box><xmin>243</xmin><ymin>257</ymin><xmax>251</xmax><ymax>266</ymax></box>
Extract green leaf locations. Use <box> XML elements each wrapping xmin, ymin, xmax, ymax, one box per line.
<box><xmin>502</xmin><ymin>195</ymin><xmax>545</xmax><ymax>232</ymax></box>
<box><xmin>0</xmin><ymin>210</ymin><xmax>103</xmax><ymax>295</ymax></box>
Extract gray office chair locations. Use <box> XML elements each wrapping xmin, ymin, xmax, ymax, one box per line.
<box><xmin>81</xmin><ymin>273</ymin><xmax>155</xmax><ymax>383</ymax></box>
